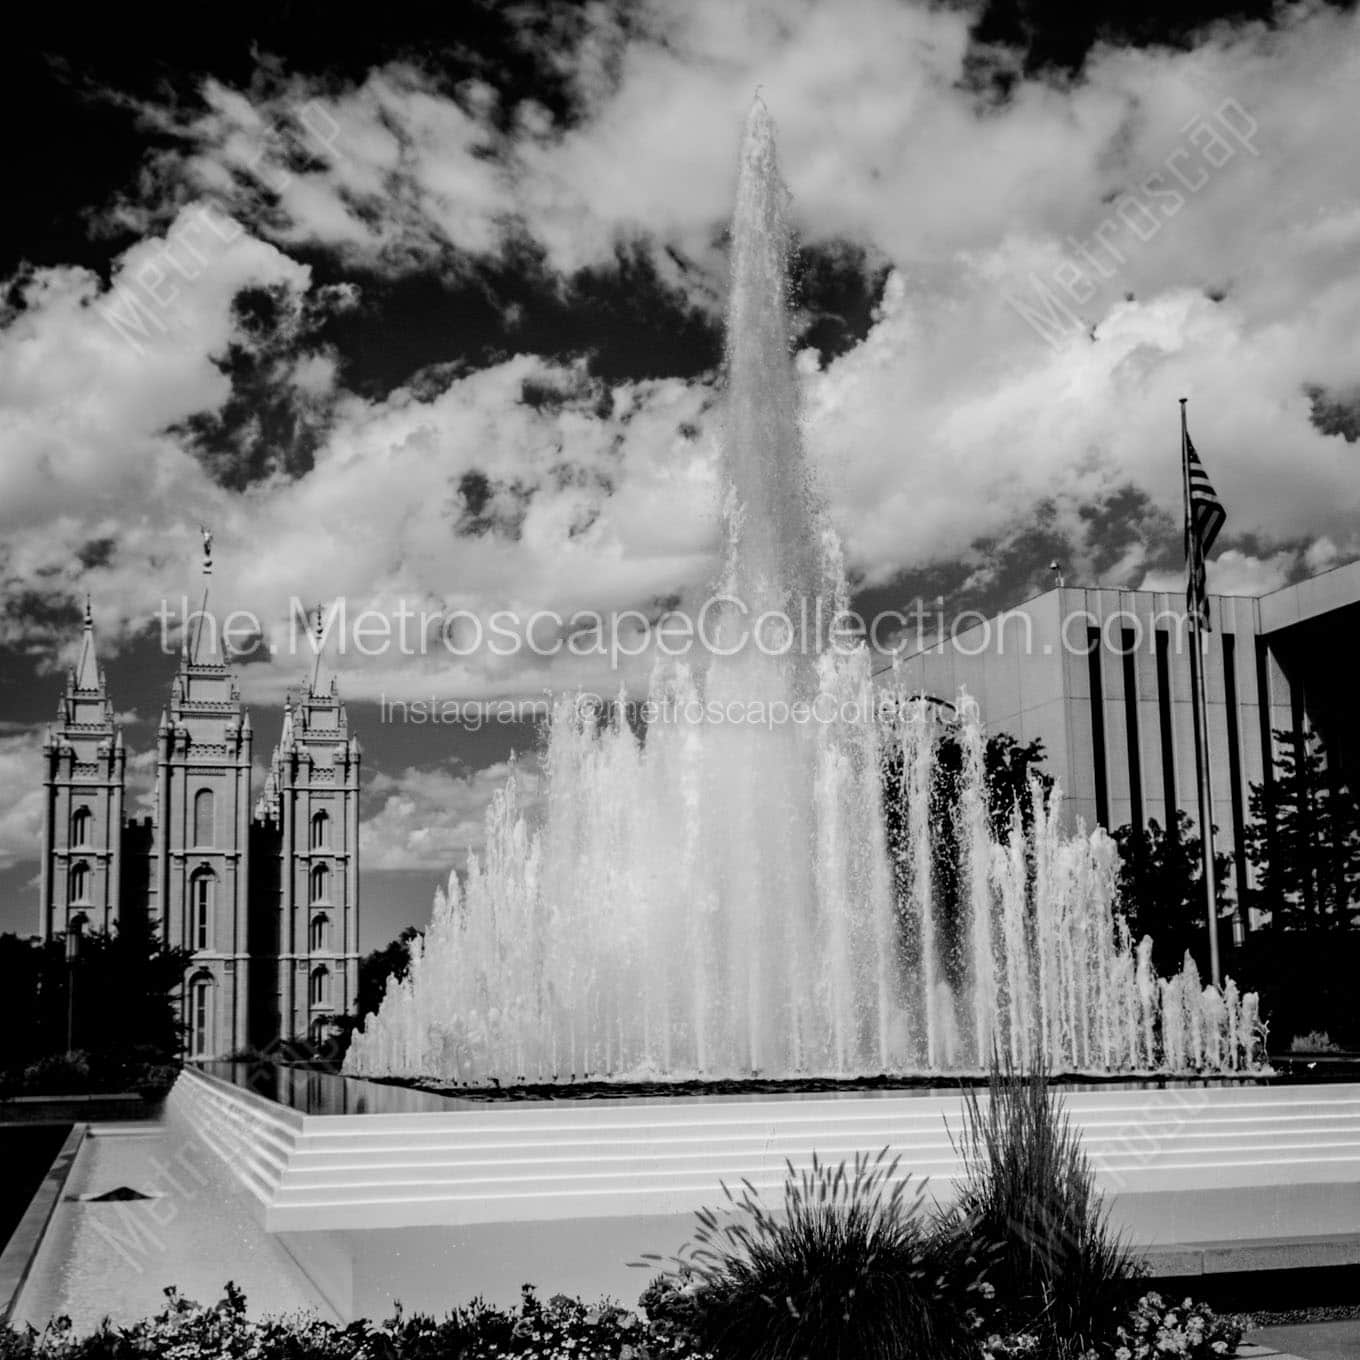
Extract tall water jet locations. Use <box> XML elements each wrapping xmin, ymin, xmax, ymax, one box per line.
<box><xmin>345</xmin><ymin>104</ymin><xmax>1265</xmax><ymax>1085</ymax></box>
<box><xmin>721</xmin><ymin>98</ymin><xmax>830</xmax><ymax>639</ymax></box>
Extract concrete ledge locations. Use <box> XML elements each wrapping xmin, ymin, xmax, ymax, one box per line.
<box><xmin>1144</xmin><ymin>1232</ymin><xmax>1360</xmax><ymax>1278</ymax></box>
<box><xmin>0</xmin><ymin>1124</ymin><xmax>87</xmax><ymax>1321</ymax></box>
<box><xmin>172</xmin><ymin>1068</ymin><xmax>1360</xmax><ymax>1304</ymax></box>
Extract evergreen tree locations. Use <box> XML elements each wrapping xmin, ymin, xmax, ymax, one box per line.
<box><xmin>356</xmin><ymin>925</ymin><xmax>424</xmax><ymax>1021</ymax></box>
<box><xmin>0</xmin><ymin>921</ymin><xmax>191</xmax><ymax>1088</ymax></box>
<box><xmin>1112</xmin><ymin>811</ymin><xmax>1233</xmax><ymax>975</ymax></box>
<box><xmin>1243</xmin><ymin>729</ymin><xmax>1360</xmax><ymax>929</ymax></box>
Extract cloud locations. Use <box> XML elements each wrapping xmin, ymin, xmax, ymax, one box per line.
<box><xmin>3</xmin><ymin>0</ymin><xmax>1359</xmax><ymax>714</ymax></box>
<box><xmin>360</xmin><ymin>759</ymin><xmax>538</xmax><ymax>870</ymax></box>
<box><xmin>0</xmin><ymin>205</ymin><xmax>324</xmax><ymax>651</ymax></box>
<box><xmin>1140</xmin><ymin>546</ymin><xmax>1297</xmax><ymax>598</ymax></box>
<box><xmin>0</xmin><ymin>729</ymin><xmax>45</xmax><ymax>872</ymax></box>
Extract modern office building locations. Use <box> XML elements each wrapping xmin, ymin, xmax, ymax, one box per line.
<box><xmin>888</xmin><ymin>558</ymin><xmax>1360</xmax><ymax>932</ymax></box>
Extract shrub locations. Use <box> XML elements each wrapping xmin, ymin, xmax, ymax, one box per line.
<box><xmin>1</xmin><ymin>1048</ymin><xmax>181</xmax><ymax>1100</ymax></box>
<box><xmin>0</xmin><ymin>1283</ymin><xmax>710</xmax><ymax>1360</ymax></box>
<box><xmin>943</xmin><ymin>1057</ymin><xmax>1138</xmax><ymax>1355</ymax></box>
<box><xmin>639</xmin><ymin>1148</ymin><xmax>991</xmax><ymax>1360</ymax></box>
<box><xmin>16</xmin><ymin>1052</ymin><xmax>92</xmax><ymax>1095</ymax></box>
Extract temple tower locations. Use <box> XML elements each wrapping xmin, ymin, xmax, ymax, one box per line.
<box><xmin>263</xmin><ymin>609</ymin><xmax>362</xmax><ymax>1043</ymax></box>
<box><xmin>156</xmin><ymin>538</ymin><xmax>254</xmax><ymax>1057</ymax></box>
<box><xmin>39</xmin><ymin>600</ymin><xmax>126</xmax><ymax>939</ymax></box>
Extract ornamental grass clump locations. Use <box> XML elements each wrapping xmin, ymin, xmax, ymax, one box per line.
<box><xmin>945</xmin><ymin>1057</ymin><xmax>1138</xmax><ymax>1356</ymax></box>
<box><xmin>638</xmin><ymin>1147</ymin><xmax>991</xmax><ymax>1360</ymax></box>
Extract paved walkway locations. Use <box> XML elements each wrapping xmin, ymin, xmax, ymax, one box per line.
<box><xmin>1244</xmin><ymin>1320</ymin><xmax>1360</xmax><ymax>1359</ymax></box>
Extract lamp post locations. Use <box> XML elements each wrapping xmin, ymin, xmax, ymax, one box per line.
<box><xmin>65</xmin><ymin>914</ymin><xmax>85</xmax><ymax>1057</ymax></box>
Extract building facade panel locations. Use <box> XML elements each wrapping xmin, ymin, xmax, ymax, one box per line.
<box><xmin>882</xmin><ymin>566</ymin><xmax>1360</xmax><ymax>930</ymax></box>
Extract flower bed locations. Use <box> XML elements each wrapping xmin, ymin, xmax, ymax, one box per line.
<box><xmin>0</xmin><ymin>1282</ymin><xmax>1242</xmax><ymax>1360</ymax></box>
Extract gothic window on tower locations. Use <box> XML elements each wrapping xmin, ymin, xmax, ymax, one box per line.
<box><xmin>310</xmin><ymin>913</ymin><xmax>328</xmax><ymax>951</ymax></box>
<box><xmin>194</xmin><ymin>789</ymin><xmax>214</xmax><ymax>847</ymax></box>
<box><xmin>311</xmin><ymin>810</ymin><xmax>330</xmax><ymax>850</ymax></box>
<box><xmin>191</xmin><ymin>869</ymin><xmax>214</xmax><ymax>951</ymax></box>
<box><xmin>189</xmin><ymin>972</ymin><xmax>213</xmax><ymax>1057</ymax></box>
<box><xmin>71</xmin><ymin>806</ymin><xmax>92</xmax><ymax>847</ymax></box>
<box><xmin>309</xmin><ymin>965</ymin><xmax>330</xmax><ymax>1007</ymax></box>
<box><xmin>68</xmin><ymin>861</ymin><xmax>90</xmax><ymax>904</ymax></box>
<box><xmin>310</xmin><ymin>862</ymin><xmax>329</xmax><ymax>904</ymax></box>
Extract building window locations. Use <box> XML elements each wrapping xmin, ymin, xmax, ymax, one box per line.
<box><xmin>309</xmin><ymin>966</ymin><xmax>329</xmax><ymax>1007</ymax></box>
<box><xmin>1086</xmin><ymin>628</ymin><xmax>1110</xmax><ymax>828</ymax></box>
<box><xmin>310</xmin><ymin>863</ymin><xmax>329</xmax><ymax>903</ymax></box>
<box><xmin>1120</xmin><ymin>628</ymin><xmax>1143</xmax><ymax>833</ymax></box>
<box><xmin>310</xmin><ymin>810</ymin><xmax>330</xmax><ymax>850</ymax></box>
<box><xmin>1155</xmin><ymin>630</ymin><xmax>1178</xmax><ymax>832</ymax></box>
<box><xmin>309</xmin><ymin>914</ymin><xmax>328</xmax><ymax>951</ymax></box>
<box><xmin>71</xmin><ymin>806</ymin><xmax>92</xmax><ymax>847</ymax></box>
<box><xmin>190</xmin><ymin>974</ymin><xmax>213</xmax><ymax>1057</ymax></box>
<box><xmin>191</xmin><ymin>870</ymin><xmax>213</xmax><ymax>950</ymax></box>
<box><xmin>68</xmin><ymin>861</ymin><xmax>90</xmax><ymax>904</ymax></box>
<box><xmin>193</xmin><ymin>789</ymin><xmax>214</xmax><ymax>847</ymax></box>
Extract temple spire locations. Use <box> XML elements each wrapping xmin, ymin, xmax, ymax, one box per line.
<box><xmin>310</xmin><ymin>601</ymin><xmax>326</xmax><ymax>694</ymax></box>
<box><xmin>188</xmin><ymin>525</ymin><xmax>221</xmax><ymax>665</ymax></box>
<box><xmin>74</xmin><ymin>595</ymin><xmax>100</xmax><ymax>691</ymax></box>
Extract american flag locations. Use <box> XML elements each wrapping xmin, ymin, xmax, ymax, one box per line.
<box><xmin>1184</xmin><ymin>431</ymin><xmax>1226</xmax><ymax>631</ymax></box>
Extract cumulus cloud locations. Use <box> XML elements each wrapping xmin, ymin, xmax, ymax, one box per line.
<box><xmin>360</xmin><ymin>759</ymin><xmax>542</xmax><ymax>870</ymax></box>
<box><xmin>3</xmin><ymin>0</ymin><xmax>1359</xmax><ymax>708</ymax></box>
<box><xmin>124</xmin><ymin>68</ymin><xmax>519</xmax><ymax>270</ymax></box>
<box><xmin>0</xmin><ymin>729</ymin><xmax>45</xmax><ymax>871</ymax></box>
<box><xmin>1141</xmin><ymin>545</ymin><xmax>1297</xmax><ymax>597</ymax></box>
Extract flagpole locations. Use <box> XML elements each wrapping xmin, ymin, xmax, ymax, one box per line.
<box><xmin>1181</xmin><ymin>397</ymin><xmax>1222</xmax><ymax>988</ymax></box>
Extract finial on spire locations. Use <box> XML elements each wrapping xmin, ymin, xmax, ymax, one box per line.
<box><xmin>83</xmin><ymin>595</ymin><xmax>93</xmax><ymax>628</ymax></box>
<box><xmin>200</xmin><ymin>524</ymin><xmax>214</xmax><ymax>575</ymax></box>
<box><xmin>310</xmin><ymin>601</ymin><xmax>326</xmax><ymax>693</ymax></box>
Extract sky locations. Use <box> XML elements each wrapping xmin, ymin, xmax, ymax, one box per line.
<box><xmin>2</xmin><ymin>0</ymin><xmax>1358</xmax><ymax>949</ymax></box>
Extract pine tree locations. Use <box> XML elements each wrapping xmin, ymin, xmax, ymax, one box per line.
<box><xmin>1243</xmin><ymin>729</ymin><xmax>1360</xmax><ymax>929</ymax></box>
<box><xmin>1113</xmin><ymin>811</ymin><xmax>1233</xmax><ymax>974</ymax></box>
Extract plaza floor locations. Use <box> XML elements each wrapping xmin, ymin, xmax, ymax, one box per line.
<box><xmin>13</xmin><ymin>1121</ymin><xmax>327</xmax><ymax>1333</ymax></box>
<box><xmin>1244</xmin><ymin>1321</ymin><xmax>1360</xmax><ymax>1360</ymax></box>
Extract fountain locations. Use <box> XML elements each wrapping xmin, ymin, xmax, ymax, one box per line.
<box><xmin>343</xmin><ymin>100</ymin><xmax>1263</xmax><ymax>1087</ymax></box>
<box><xmin>108</xmin><ymin>100</ymin><xmax>1352</xmax><ymax>1331</ymax></box>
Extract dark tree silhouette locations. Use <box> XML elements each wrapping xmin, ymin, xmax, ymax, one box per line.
<box><xmin>0</xmin><ymin>919</ymin><xmax>191</xmax><ymax>1092</ymax></box>
<box><xmin>357</xmin><ymin>926</ymin><xmax>425</xmax><ymax>1022</ymax></box>
<box><xmin>1112</xmin><ymin>811</ymin><xmax>1233</xmax><ymax>975</ymax></box>
<box><xmin>1243</xmin><ymin>728</ymin><xmax>1360</xmax><ymax>930</ymax></box>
